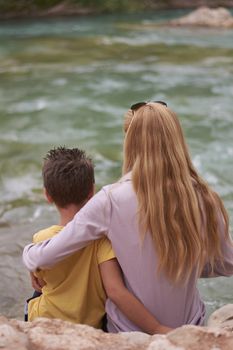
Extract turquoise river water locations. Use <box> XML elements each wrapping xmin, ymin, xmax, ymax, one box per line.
<box><xmin>0</xmin><ymin>10</ymin><xmax>232</xmax><ymax>321</ymax></box>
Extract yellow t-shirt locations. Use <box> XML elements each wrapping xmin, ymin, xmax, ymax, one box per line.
<box><xmin>28</xmin><ymin>225</ymin><xmax>115</xmax><ymax>328</ymax></box>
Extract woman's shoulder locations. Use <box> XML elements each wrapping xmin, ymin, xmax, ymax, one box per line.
<box><xmin>102</xmin><ymin>172</ymin><xmax>135</xmax><ymax>206</ymax></box>
<box><xmin>102</xmin><ymin>172</ymin><xmax>132</xmax><ymax>193</ymax></box>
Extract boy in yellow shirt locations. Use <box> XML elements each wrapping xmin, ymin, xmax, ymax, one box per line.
<box><xmin>25</xmin><ymin>147</ymin><xmax>170</xmax><ymax>334</ymax></box>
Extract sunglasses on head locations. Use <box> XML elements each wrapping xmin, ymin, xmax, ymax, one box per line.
<box><xmin>130</xmin><ymin>101</ymin><xmax>167</xmax><ymax>113</ymax></box>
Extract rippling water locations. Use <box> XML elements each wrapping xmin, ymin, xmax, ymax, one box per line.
<box><xmin>0</xmin><ymin>11</ymin><xmax>232</xmax><ymax>320</ymax></box>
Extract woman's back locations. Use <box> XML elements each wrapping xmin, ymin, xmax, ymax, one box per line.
<box><xmin>103</xmin><ymin>174</ymin><xmax>205</xmax><ymax>331</ymax></box>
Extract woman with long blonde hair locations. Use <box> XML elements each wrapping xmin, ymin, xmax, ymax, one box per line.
<box><xmin>23</xmin><ymin>102</ymin><xmax>233</xmax><ymax>331</ymax></box>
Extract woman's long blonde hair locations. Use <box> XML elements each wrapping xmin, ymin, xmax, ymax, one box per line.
<box><xmin>123</xmin><ymin>102</ymin><xmax>230</xmax><ymax>283</ymax></box>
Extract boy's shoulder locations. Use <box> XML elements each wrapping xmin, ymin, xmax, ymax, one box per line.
<box><xmin>33</xmin><ymin>225</ymin><xmax>63</xmax><ymax>243</ymax></box>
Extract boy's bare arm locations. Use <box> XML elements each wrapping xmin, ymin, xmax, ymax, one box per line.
<box><xmin>99</xmin><ymin>258</ymin><xmax>173</xmax><ymax>335</ymax></box>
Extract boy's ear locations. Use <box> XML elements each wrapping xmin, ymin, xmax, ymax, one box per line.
<box><xmin>44</xmin><ymin>188</ymin><xmax>53</xmax><ymax>204</ymax></box>
<box><xmin>87</xmin><ymin>184</ymin><xmax>95</xmax><ymax>200</ymax></box>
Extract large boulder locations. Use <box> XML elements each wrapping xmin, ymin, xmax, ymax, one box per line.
<box><xmin>1</xmin><ymin>305</ymin><xmax>233</xmax><ymax>350</ymax></box>
<box><xmin>208</xmin><ymin>304</ymin><xmax>233</xmax><ymax>330</ymax></box>
<box><xmin>170</xmin><ymin>7</ymin><xmax>233</xmax><ymax>28</ymax></box>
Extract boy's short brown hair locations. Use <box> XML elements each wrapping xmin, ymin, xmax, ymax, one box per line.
<box><xmin>42</xmin><ymin>147</ymin><xmax>94</xmax><ymax>208</ymax></box>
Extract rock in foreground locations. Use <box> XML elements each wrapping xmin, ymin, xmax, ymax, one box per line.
<box><xmin>208</xmin><ymin>304</ymin><xmax>233</xmax><ymax>331</ymax></box>
<box><xmin>1</xmin><ymin>307</ymin><xmax>233</xmax><ymax>350</ymax></box>
<box><xmin>170</xmin><ymin>7</ymin><xmax>233</xmax><ymax>28</ymax></box>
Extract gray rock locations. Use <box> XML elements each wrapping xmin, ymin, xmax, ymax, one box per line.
<box><xmin>208</xmin><ymin>304</ymin><xmax>233</xmax><ymax>331</ymax></box>
<box><xmin>170</xmin><ymin>7</ymin><xmax>233</xmax><ymax>28</ymax></box>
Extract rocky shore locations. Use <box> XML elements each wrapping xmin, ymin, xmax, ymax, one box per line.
<box><xmin>1</xmin><ymin>1</ymin><xmax>233</xmax><ymax>20</ymax></box>
<box><xmin>1</xmin><ymin>304</ymin><xmax>233</xmax><ymax>350</ymax></box>
<box><xmin>0</xmin><ymin>2</ymin><xmax>94</xmax><ymax>20</ymax></box>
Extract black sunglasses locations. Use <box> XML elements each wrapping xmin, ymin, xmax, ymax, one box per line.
<box><xmin>130</xmin><ymin>100</ymin><xmax>167</xmax><ymax>112</ymax></box>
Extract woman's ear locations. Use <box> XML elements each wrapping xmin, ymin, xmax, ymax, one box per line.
<box><xmin>44</xmin><ymin>188</ymin><xmax>53</xmax><ymax>204</ymax></box>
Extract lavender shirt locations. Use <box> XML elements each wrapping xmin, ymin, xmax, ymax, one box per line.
<box><xmin>23</xmin><ymin>173</ymin><xmax>233</xmax><ymax>331</ymax></box>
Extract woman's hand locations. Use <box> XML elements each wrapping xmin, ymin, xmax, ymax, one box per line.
<box><xmin>29</xmin><ymin>272</ymin><xmax>46</xmax><ymax>292</ymax></box>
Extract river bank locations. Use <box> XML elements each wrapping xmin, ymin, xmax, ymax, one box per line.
<box><xmin>0</xmin><ymin>0</ymin><xmax>233</xmax><ymax>20</ymax></box>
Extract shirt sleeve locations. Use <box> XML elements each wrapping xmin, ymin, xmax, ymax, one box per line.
<box><xmin>33</xmin><ymin>233</ymin><xmax>39</xmax><ymax>244</ymax></box>
<box><xmin>97</xmin><ymin>238</ymin><xmax>116</xmax><ymax>265</ymax></box>
<box><xmin>32</xmin><ymin>231</ymin><xmax>49</xmax><ymax>243</ymax></box>
<box><xmin>22</xmin><ymin>188</ymin><xmax>112</xmax><ymax>271</ymax></box>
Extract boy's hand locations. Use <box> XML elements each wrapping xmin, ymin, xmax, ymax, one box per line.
<box><xmin>30</xmin><ymin>272</ymin><xmax>46</xmax><ymax>292</ymax></box>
